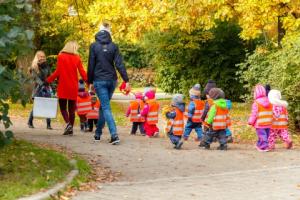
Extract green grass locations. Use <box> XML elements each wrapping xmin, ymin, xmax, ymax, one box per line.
<box><xmin>70</xmin><ymin>156</ymin><xmax>92</xmax><ymax>189</ymax></box>
<box><xmin>0</xmin><ymin>140</ymin><xmax>72</xmax><ymax>200</ymax></box>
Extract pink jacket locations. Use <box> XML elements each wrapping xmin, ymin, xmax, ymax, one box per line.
<box><xmin>248</xmin><ymin>85</ymin><xmax>272</xmax><ymax>129</ymax></box>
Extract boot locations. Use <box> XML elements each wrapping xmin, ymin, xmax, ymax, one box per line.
<box><xmin>217</xmin><ymin>144</ymin><xmax>228</xmax><ymax>151</ymax></box>
<box><xmin>28</xmin><ymin>121</ymin><xmax>34</xmax><ymax>128</ymax></box>
<box><xmin>80</xmin><ymin>123</ymin><xmax>85</xmax><ymax>132</ymax></box>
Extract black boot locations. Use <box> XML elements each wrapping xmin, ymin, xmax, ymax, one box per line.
<box><xmin>28</xmin><ymin>121</ymin><xmax>34</xmax><ymax>128</ymax></box>
<box><xmin>217</xmin><ymin>144</ymin><xmax>228</xmax><ymax>150</ymax></box>
<box><xmin>80</xmin><ymin>123</ymin><xmax>85</xmax><ymax>132</ymax></box>
<box><xmin>46</xmin><ymin>119</ymin><xmax>52</xmax><ymax>130</ymax></box>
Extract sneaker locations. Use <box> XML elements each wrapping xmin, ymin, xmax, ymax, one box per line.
<box><xmin>94</xmin><ymin>135</ymin><xmax>101</xmax><ymax>141</ymax></box>
<box><xmin>175</xmin><ymin>141</ymin><xmax>183</xmax><ymax>149</ymax></box>
<box><xmin>199</xmin><ymin>141</ymin><xmax>206</xmax><ymax>147</ymax></box>
<box><xmin>63</xmin><ymin>123</ymin><xmax>73</xmax><ymax>135</ymax></box>
<box><xmin>286</xmin><ymin>141</ymin><xmax>293</xmax><ymax>149</ymax></box>
<box><xmin>217</xmin><ymin>145</ymin><xmax>228</xmax><ymax>150</ymax></box>
<box><xmin>255</xmin><ymin>146</ymin><xmax>269</xmax><ymax>152</ymax></box>
<box><xmin>109</xmin><ymin>136</ymin><xmax>120</xmax><ymax>145</ymax></box>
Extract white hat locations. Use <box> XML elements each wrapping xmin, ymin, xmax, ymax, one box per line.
<box><xmin>99</xmin><ymin>24</ymin><xmax>111</xmax><ymax>34</ymax></box>
<box><xmin>268</xmin><ymin>89</ymin><xmax>288</xmax><ymax>108</ymax></box>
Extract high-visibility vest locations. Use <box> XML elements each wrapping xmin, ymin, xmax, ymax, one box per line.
<box><xmin>77</xmin><ymin>96</ymin><xmax>92</xmax><ymax>115</ymax></box>
<box><xmin>184</xmin><ymin>99</ymin><xmax>205</xmax><ymax>123</ymax></box>
<box><xmin>272</xmin><ymin>107</ymin><xmax>288</xmax><ymax>129</ymax></box>
<box><xmin>129</xmin><ymin>100</ymin><xmax>145</xmax><ymax>122</ymax></box>
<box><xmin>146</xmin><ymin>99</ymin><xmax>159</xmax><ymax>125</ymax></box>
<box><xmin>212</xmin><ymin>106</ymin><xmax>231</xmax><ymax>130</ymax></box>
<box><xmin>165</xmin><ymin>108</ymin><xmax>184</xmax><ymax>136</ymax></box>
<box><xmin>256</xmin><ymin>102</ymin><xmax>273</xmax><ymax>126</ymax></box>
<box><xmin>86</xmin><ymin>100</ymin><xmax>100</xmax><ymax>119</ymax></box>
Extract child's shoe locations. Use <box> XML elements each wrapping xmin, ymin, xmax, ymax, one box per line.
<box><xmin>217</xmin><ymin>144</ymin><xmax>227</xmax><ymax>150</ymax></box>
<box><xmin>255</xmin><ymin>145</ymin><xmax>269</xmax><ymax>152</ymax></box>
<box><xmin>174</xmin><ymin>141</ymin><xmax>183</xmax><ymax>149</ymax></box>
<box><xmin>285</xmin><ymin>141</ymin><xmax>293</xmax><ymax>149</ymax></box>
<box><xmin>202</xmin><ymin>143</ymin><xmax>210</xmax><ymax>149</ymax></box>
<box><xmin>80</xmin><ymin>123</ymin><xmax>85</xmax><ymax>132</ymax></box>
<box><xmin>226</xmin><ymin>136</ymin><xmax>233</xmax><ymax>143</ymax></box>
<box><xmin>199</xmin><ymin>140</ymin><xmax>205</xmax><ymax>147</ymax></box>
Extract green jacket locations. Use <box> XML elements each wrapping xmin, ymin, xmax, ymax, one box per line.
<box><xmin>206</xmin><ymin>99</ymin><xmax>227</xmax><ymax>125</ymax></box>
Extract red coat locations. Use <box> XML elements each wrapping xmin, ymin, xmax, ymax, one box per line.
<box><xmin>47</xmin><ymin>52</ymin><xmax>87</xmax><ymax>100</ymax></box>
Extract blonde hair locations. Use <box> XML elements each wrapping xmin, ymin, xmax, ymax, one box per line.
<box><xmin>29</xmin><ymin>50</ymin><xmax>46</xmax><ymax>74</ymax></box>
<box><xmin>60</xmin><ymin>41</ymin><xmax>79</xmax><ymax>54</ymax></box>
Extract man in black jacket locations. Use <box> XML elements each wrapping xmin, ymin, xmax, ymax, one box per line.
<box><xmin>88</xmin><ymin>23</ymin><xmax>130</xmax><ymax>145</ymax></box>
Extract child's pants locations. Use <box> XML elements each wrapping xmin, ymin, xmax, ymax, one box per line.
<box><xmin>169</xmin><ymin>132</ymin><xmax>182</xmax><ymax>145</ymax></box>
<box><xmin>256</xmin><ymin>128</ymin><xmax>270</xmax><ymax>150</ymax></box>
<box><xmin>204</xmin><ymin>129</ymin><xmax>227</xmax><ymax>146</ymax></box>
<box><xmin>268</xmin><ymin>129</ymin><xmax>291</xmax><ymax>149</ymax></box>
<box><xmin>183</xmin><ymin>120</ymin><xmax>203</xmax><ymax>139</ymax></box>
<box><xmin>88</xmin><ymin>119</ymin><xmax>98</xmax><ymax>131</ymax></box>
<box><xmin>131</xmin><ymin>122</ymin><xmax>145</xmax><ymax>135</ymax></box>
<box><xmin>144</xmin><ymin>122</ymin><xmax>159</xmax><ymax>137</ymax></box>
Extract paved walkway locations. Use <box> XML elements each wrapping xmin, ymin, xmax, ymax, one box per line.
<box><xmin>12</xmin><ymin>119</ymin><xmax>300</xmax><ymax>200</ymax></box>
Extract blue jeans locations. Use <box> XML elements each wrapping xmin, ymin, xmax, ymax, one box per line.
<box><xmin>183</xmin><ymin>120</ymin><xmax>203</xmax><ymax>139</ymax></box>
<box><xmin>204</xmin><ymin>129</ymin><xmax>227</xmax><ymax>145</ymax></box>
<box><xmin>94</xmin><ymin>80</ymin><xmax>117</xmax><ymax>138</ymax></box>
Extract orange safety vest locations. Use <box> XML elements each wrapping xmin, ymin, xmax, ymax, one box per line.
<box><xmin>86</xmin><ymin>100</ymin><xmax>100</xmax><ymax>119</ymax></box>
<box><xmin>146</xmin><ymin>99</ymin><xmax>159</xmax><ymax>125</ymax></box>
<box><xmin>184</xmin><ymin>99</ymin><xmax>205</xmax><ymax>123</ymax></box>
<box><xmin>77</xmin><ymin>96</ymin><xmax>92</xmax><ymax>115</ymax></box>
<box><xmin>129</xmin><ymin>100</ymin><xmax>145</xmax><ymax>122</ymax></box>
<box><xmin>256</xmin><ymin>102</ymin><xmax>273</xmax><ymax>126</ymax></box>
<box><xmin>165</xmin><ymin>108</ymin><xmax>184</xmax><ymax>136</ymax></box>
<box><xmin>212</xmin><ymin>106</ymin><xmax>231</xmax><ymax>130</ymax></box>
<box><xmin>272</xmin><ymin>107</ymin><xmax>288</xmax><ymax>129</ymax></box>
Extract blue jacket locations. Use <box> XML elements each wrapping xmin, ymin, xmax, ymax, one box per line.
<box><xmin>88</xmin><ymin>30</ymin><xmax>129</xmax><ymax>84</ymax></box>
<box><xmin>166</xmin><ymin>103</ymin><xmax>185</xmax><ymax>119</ymax></box>
<box><xmin>187</xmin><ymin>95</ymin><xmax>200</xmax><ymax>118</ymax></box>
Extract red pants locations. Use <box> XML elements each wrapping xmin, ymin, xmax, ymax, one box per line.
<box><xmin>144</xmin><ymin>122</ymin><xmax>159</xmax><ymax>137</ymax></box>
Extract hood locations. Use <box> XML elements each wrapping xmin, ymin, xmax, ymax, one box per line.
<box><xmin>268</xmin><ymin>89</ymin><xmax>288</xmax><ymax>108</ymax></box>
<box><xmin>254</xmin><ymin>84</ymin><xmax>266</xmax><ymax>99</ymax></box>
<box><xmin>214</xmin><ymin>99</ymin><xmax>227</xmax><ymax>109</ymax></box>
<box><xmin>95</xmin><ymin>31</ymin><xmax>112</xmax><ymax>44</ymax></box>
<box><xmin>174</xmin><ymin>102</ymin><xmax>185</xmax><ymax>112</ymax></box>
<box><xmin>256</xmin><ymin>96</ymin><xmax>270</xmax><ymax>108</ymax></box>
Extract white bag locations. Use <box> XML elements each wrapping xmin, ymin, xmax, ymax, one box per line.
<box><xmin>33</xmin><ymin>97</ymin><xmax>58</xmax><ymax>118</ymax></box>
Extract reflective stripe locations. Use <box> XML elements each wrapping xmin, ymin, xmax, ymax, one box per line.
<box><xmin>78</xmin><ymin>102</ymin><xmax>91</xmax><ymax>106</ymax></box>
<box><xmin>131</xmin><ymin>110</ymin><xmax>138</xmax><ymax>114</ymax></box>
<box><xmin>173</xmin><ymin>120</ymin><xmax>184</xmax><ymax>125</ymax></box>
<box><xmin>147</xmin><ymin>117</ymin><xmax>158</xmax><ymax>121</ymax></box>
<box><xmin>148</xmin><ymin>112</ymin><xmax>158</xmax><ymax>116</ymax></box>
<box><xmin>78</xmin><ymin>107</ymin><xmax>92</xmax><ymax>111</ymax></box>
<box><xmin>192</xmin><ymin>116</ymin><xmax>201</xmax><ymax>119</ymax></box>
<box><xmin>273</xmin><ymin>121</ymin><xmax>288</xmax><ymax>126</ymax></box>
<box><xmin>277</xmin><ymin>114</ymin><xmax>287</xmax><ymax>118</ymax></box>
<box><xmin>213</xmin><ymin>122</ymin><xmax>227</xmax><ymax>126</ymax></box>
<box><xmin>214</xmin><ymin>115</ymin><xmax>227</xmax><ymax>120</ymax></box>
<box><xmin>173</xmin><ymin>127</ymin><xmax>183</xmax><ymax>131</ymax></box>
<box><xmin>257</xmin><ymin>118</ymin><xmax>272</xmax><ymax>123</ymax></box>
<box><xmin>194</xmin><ymin>110</ymin><xmax>203</xmax><ymax>114</ymax></box>
<box><xmin>258</xmin><ymin>111</ymin><xmax>273</xmax><ymax>116</ymax></box>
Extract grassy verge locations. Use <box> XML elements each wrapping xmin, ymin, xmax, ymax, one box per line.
<box><xmin>0</xmin><ymin>140</ymin><xmax>72</xmax><ymax>200</ymax></box>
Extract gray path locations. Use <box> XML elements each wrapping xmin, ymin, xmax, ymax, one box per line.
<box><xmin>12</xmin><ymin>120</ymin><xmax>300</xmax><ymax>200</ymax></box>
<box><xmin>112</xmin><ymin>93</ymin><xmax>172</xmax><ymax>100</ymax></box>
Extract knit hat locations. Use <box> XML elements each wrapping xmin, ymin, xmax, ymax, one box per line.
<box><xmin>208</xmin><ymin>88</ymin><xmax>225</xmax><ymax>100</ymax></box>
<box><xmin>99</xmin><ymin>23</ymin><xmax>111</xmax><ymax>34</ymax></box>
<box><xmin>78</xmin><ymin>79</ymin><xmax>85</xmax><ymax>92</ymax></box>
<box><xmin>189</xmin><ymin>83</ymin><xmax>201</xmax><ymax>97</ymax></box>
<box><xmin>254</xmin><ymin>84</ymin><xmax>266</xmax><ymax>99</ymax></box>
<box><xmin>203</xmin><ymin>80</ymin><xmax>217</xmax><ymax>95</ymax></box>
<box><xmin>172</xmin><ymin>94</ymin><xmax>184</xmax><ymax>106</ymax></box>
<box><xmin>268</xmin><ymin>89</ymin><xmax>288</xmax><ymax>108</ymax></box>
<box><xmin>144</xmin><ymin>90</ymin><xmax>155</xmax><ymax>100</ymax></box>
<box><xmin>134</xmin><ymin>91</ymin><xmax>143</xmax><ymax>100</ymax></box>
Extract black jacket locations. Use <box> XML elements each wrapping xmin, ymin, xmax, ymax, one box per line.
<box><xmin>87</xmin><ymin>30</ymin><xmax>129</xmax><ymax>84</ymax></box>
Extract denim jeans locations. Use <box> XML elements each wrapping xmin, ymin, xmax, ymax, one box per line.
<box><xmin>94</xmin><ymin>80</ymin><xmax>117</xmax><ymax>138</ymax></box>
<box><xmin>204</xmin><ymin>129</ymin><xmax>227</xmax><ymax>145</ymax></box>
<box><xmin>183</xmin><ymin>120</ymin><xmax>203</xmax><ymax>139</ymax></box>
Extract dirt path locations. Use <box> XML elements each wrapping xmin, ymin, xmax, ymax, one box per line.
<box><xmin>12</xmin><ymin>118</ymin><xmax>300</xmax><ymax>200</ymax></box>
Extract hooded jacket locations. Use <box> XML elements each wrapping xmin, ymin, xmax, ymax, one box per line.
<box><xmin>166</xmin><ymin>103</ymin><xmax>186</xmax><ymax>119</ymax></box>
<box><xmin>206</xmin><ymin>99</ymin><xmax>227</xmax><ymax>125</ymax></box>
<box><xmin>268</xmin><ymin>89</ymin><xmax>289</xmax><ymax>123</ymax></box>
<box><xmin>248</xmin><ymin>85</ymin><xmax>272</xmax><ymax>128</ymax></box>
<box><xmin>87</xmin><ymin>30</ymin><xmax>129</xmax><ymax>84</ymax></box>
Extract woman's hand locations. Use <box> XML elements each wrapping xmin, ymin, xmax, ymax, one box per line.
<box><xmin>125</xmin><ymin>82</ymin><xmax>131</xmax><ymax>93</ymax></box>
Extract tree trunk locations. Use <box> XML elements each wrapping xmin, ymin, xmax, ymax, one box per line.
<box><xmin>277</xmin><ymin>16</ymin><xmax>285</xmax><ymax>48</ymax></box>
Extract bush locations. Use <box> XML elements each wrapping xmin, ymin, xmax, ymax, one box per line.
<box><xmin>238</xmin><ymin>36</ymin><xmax>300</xmax><ymax>130</ymax></box>
<box><xmin>143</xmin><ymin>22</ymin><xmax>253</xmax><ymax>100</ymax></box>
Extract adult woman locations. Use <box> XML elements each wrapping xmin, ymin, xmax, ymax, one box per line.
<box><xmin>28</xmin><ymin>50</ymin><xmax>52</xmax><ymax>129</ymax></box>
<box><xmin>47</xmin><ymin>41</ymin><xmax>87</xmax><ymax>135</ymax></box>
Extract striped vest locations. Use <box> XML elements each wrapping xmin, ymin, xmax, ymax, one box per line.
<box><xmin>77</xmin><ymin>96</ymin><xmax>92</xmax><ymax>115</ymax></box>
<box><xmin>272</xmin><ymin>107</ymin><xmax>288</xmax><ymax>129</ymax></box>
<box><xmin>86</xmin><ymin>101</ymin><xmax>100</xmax><ymax>119</ymax></box>
<box><xmin>146</xmin><ymin>100</ymin><xmax>159</xmax><ymax>125</ymax></box>
<box><xmin>129</xmin><ymin>100</ymin><xmax>145</xmax><ymax>122</ymax></box>
<box><xmin>212</xmin><ymin>106</ymin><xmax>231</xmax><ymax>130</ymax></box>
<box><xmin>256</xmin><ymin>102</ymin><xmax>273</xmax><ymax>126</ymax></box>
<box><xmin>165</xmin><ymin>108</ymin><xmax>184</xmax><ymax>136</ymax></box>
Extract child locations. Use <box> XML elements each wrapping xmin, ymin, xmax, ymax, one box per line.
<box><xmin>166</xmin><ymin>94</ymin><xmax>185</xmax><ymax>149</ymax></box>
<box><xmin>76</xmin><ymin>79</ymin><xmax>91</xmax><ymax>132</ymax></box>
<box><xmin>141</xmin><ymin>89</ymin><xmax>160</xmax><ymax>137</ymax></box>
<box><xmin>86</xmin><ymin>92</ymin><xmax>100</xmax><ymax>132</ymax></box>
<box><xmin>248</xmin><ymin>84</ymin><xmax>273</xmax><ymax>152</ymax></box>
<box><xmin>202</xmin><ymin>88</ymin><xmax>230</xmax><ymax>150</ymax></box>
<box><xmin>183</xmin><ymin>84</ymin><xmax>205</xmax><ymax>141</ymax></box>
<box><xmin>126</xmin><ymin>92</ymin><xmax>146</xmax><ymax>135</ymax></box>
<box><xmin>268</xmin><ymin>89</ymin><xmax>292</xmax><ymax>149</ymax></box>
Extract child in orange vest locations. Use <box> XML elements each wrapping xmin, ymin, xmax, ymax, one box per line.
<box><xmin>165</xmin><ymin>94</ymin><xmax>185</xmax><ymax>149</ymax></box>
<box><xmin>184</xmin><ymin>84</ymin><xmax>205</xmax><ymax>141</ymax></box>
<box><xmin>268</xmin><ymin>89</ymin><xmax>292</xmax><ymax>149</ymax></box>
<box><xmin>76</xmin><ymin>79</ymin><xmax>91</xmax><ymax>132</ymax></box>
<box><xmin>126</xmin><ymin>92</ymin><xmax>146</xmax><ymax>135</ymax></box>
<box><xmin>202</xmin><ymin>88</ymin><xmax>230</xmax><ymax>150</ymax></box>
<box><xmin>248</xmin><ymin>85</ymin><xmax>273</xmax><ymax>152</ymax></box>
<box><xmin>141</xmin><ymin>89</ymin><xmax>160</xmax><ymax>137</ymax></box>
<box><xmin>86</xmin><ymin>92</ymin><xmax>100</xmax><ymax>132</ymax></box>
